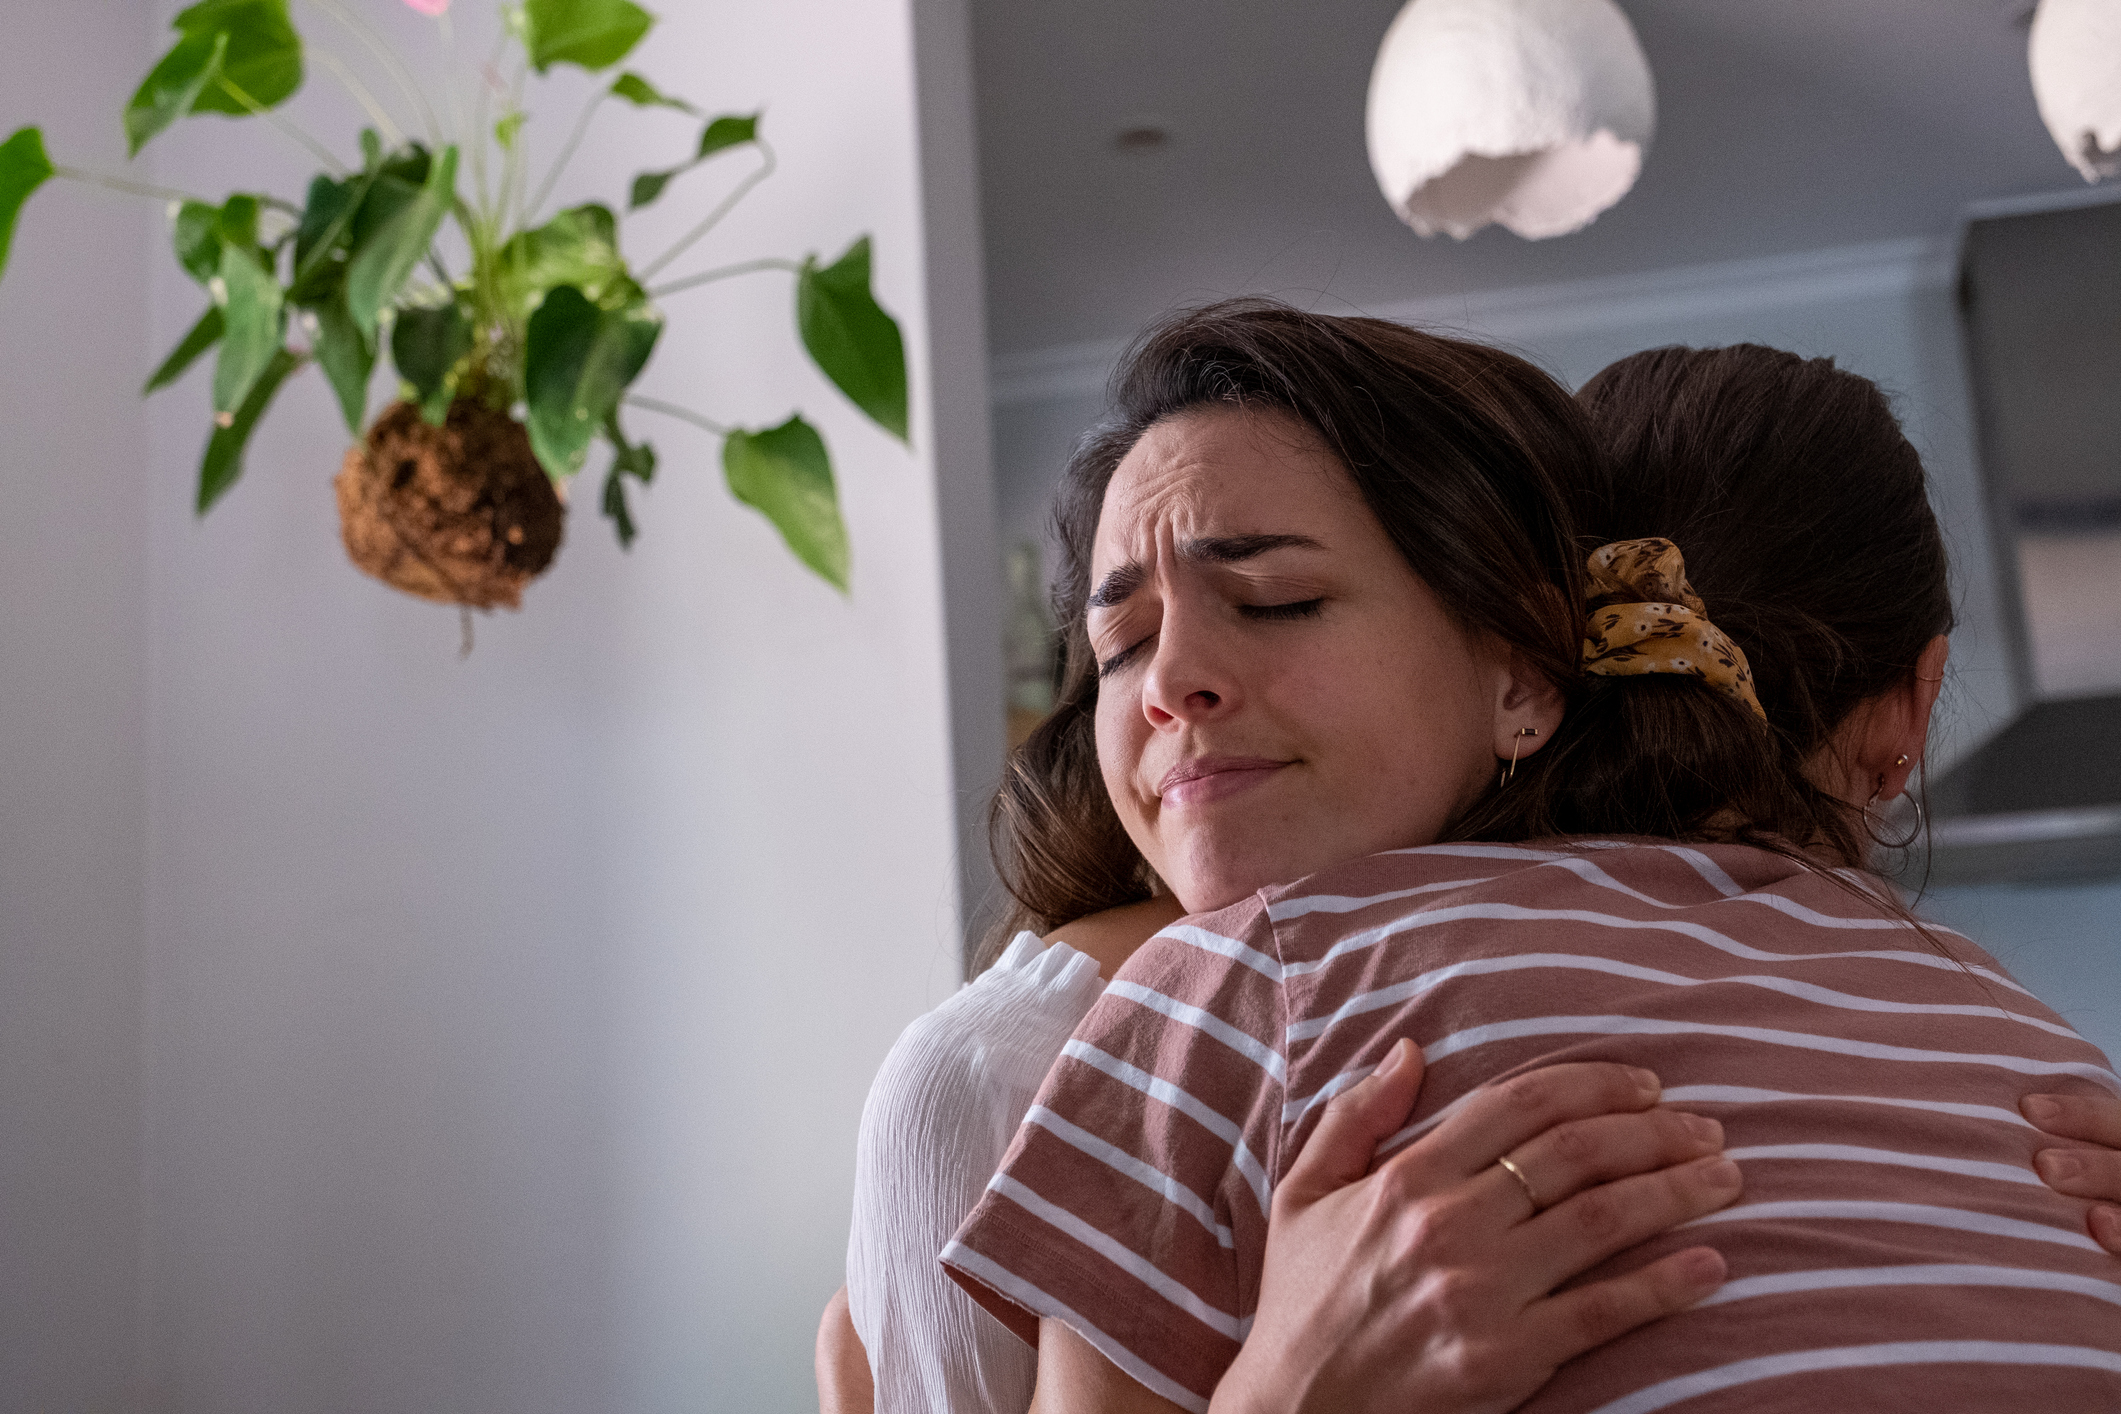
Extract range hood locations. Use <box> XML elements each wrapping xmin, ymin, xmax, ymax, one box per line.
<box><xmin>1918</xmin><ymin>191</ymin><xmax>2121</xmax><ymax>887</ymax></box>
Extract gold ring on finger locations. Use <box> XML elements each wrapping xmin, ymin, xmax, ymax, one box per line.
<box><xmin>1496</xmin><ymin>1153</ymin><xmax>1543</xmax><ymax>1213</ymax></box>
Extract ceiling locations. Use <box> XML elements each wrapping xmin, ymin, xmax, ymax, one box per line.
<box><xmin>969</xmin><ymin>0</ymin><xmax>2087</xmax><ymax>356</ymax></box>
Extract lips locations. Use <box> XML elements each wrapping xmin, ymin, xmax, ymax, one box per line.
<box><xmin>1157</xmin><ymin>755</ymin><xmax>1291</xmax><ymax>807</ymax></box>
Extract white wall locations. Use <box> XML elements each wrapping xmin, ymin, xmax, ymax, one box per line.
<box><xmin>988</xmin><ymin>238</ymin><xmax>2121</xmax><ymax>1063</ymax></box>
<box><xmin>0</xmin><ymin>3</ymin><xmax>152</xmax><ymax>1409</ymax></box>
<box><xmin>0</xmin><ymin>0</ymin><xmax>997</xmax><ymax>1409</ymax></box>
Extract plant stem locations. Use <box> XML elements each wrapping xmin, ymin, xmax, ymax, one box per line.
<box><xmin>625</xmin><ymin>394</ymin><xmax>730</xmax><ymax>437</ymax></box>
<box><xmin>637</xmin><ymin>142</ymin><xmax>777</xmax><ymax>281</ymax></box>
<box><xmin>527</xmin><ymin>87</ymin><xmax>606</xmax><ymax>220</ymax></box>
<box><xmin>470</xmin><ymin>49</ymin><xmax>492</xmax><ymax>217</ymax></box>
<box><xmin>53</xmin><ymin>166</ymin><xmax>213</xmax><ymax>206</ymax></box>
<box><xmin>216</xmin><ymin>75</ymin><xmax>348</xmax><ymax>175</ymax></box>
<box><xmin>647</xmin><ymin>256</ymin><xmax>800</xmax><ymax>298</ymax></box>
<box><xmin>311</xmin><ymin>44</ymin><xmax>406</xmax><ymax>148</ymax></box>
<box><xmin>299</xmin><ymin>0</ymin><xmax>443</xmax><ymax>147</ymax></box>
<box><xmin>438</xmin><ymin>9</ymin><xmax>466</xmax><ymax>148</ymax></box>
<box><xmin>507</xmin><ymin>61</ymin><xmax>529</xmax><ymax>232</ymax></box>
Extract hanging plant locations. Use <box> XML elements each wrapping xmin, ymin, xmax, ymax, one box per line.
<box><xmin>0</xmin><ymin>0</ymin><xmax>908</xmax><ymax>607</ymax></box>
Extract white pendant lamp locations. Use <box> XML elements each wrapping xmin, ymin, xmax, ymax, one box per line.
<box><xmin>2029</xmin><ymin>0</ymin><xmax>2121</xmax><ymax>182</ymax></box>
<box><xmin>1365</xmin><ymin>0</ymin><xmax>1656</xmax><ymax>241</ymax></box>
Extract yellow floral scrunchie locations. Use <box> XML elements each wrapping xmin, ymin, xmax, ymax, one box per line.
<box><xmin>1581</xmin><ymin>538</ymin><xmax>1765</xmax><ymax>721</ymax></box>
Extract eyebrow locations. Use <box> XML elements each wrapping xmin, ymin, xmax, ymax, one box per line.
<box><xmin>1086</xmin><ymin>533</ymin><xmax>1324</xmax><ymax>609</ymax></box>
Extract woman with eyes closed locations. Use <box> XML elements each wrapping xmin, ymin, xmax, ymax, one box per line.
<box><xmin>818</xmin><ymin>302</ymin><xmax>2121</xmax><ymax>1414</ymax></box>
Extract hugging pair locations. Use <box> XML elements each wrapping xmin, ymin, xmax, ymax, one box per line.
<box><xmin>833</xmin><ymin>302</ymin><xmax>2121</xmax><ymax>1414</ymax></box>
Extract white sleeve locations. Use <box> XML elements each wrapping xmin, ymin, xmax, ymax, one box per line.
<box><xmin>846</xmin><ymin>932</ymin><xmax>1105</xmax><ymax>1414</ymax></box>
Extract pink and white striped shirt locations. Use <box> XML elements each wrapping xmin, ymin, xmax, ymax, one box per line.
<box><xmin>943</xmin><ymin>839</ymin><xmax>2121</xmax><ymax>1413</ymax></box>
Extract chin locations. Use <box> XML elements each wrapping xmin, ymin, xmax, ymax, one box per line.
<box><xmin>1167</xmin><ymin>846</ymin><xmax>1313</xmax><ymax>915</ymax></box>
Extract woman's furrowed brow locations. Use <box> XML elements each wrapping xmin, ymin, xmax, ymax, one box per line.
<box><xmin>1088</xmin><ymin>534</ymin><xmax>1324</xmax><ymax>610</ymax></box>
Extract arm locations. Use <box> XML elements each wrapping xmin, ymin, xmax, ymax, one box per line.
<box><xmin>817</xmin><ymin>1287</ymin><xmax>874</xmax><ymax>1414</ymax></box>
<box><xmin>2025</xmin><ymin>1091</ymin><xmax>2121</xmax><ymax>1252</ymax></box>
<box><xmin>1020</xmin><ymin>1042</ymin><xmax>1737</xmax><ymax>1414</ymax></box>
<box><xmin>843</xmin><ymin>930</ymin><xmax>1104</xmax><ymax>1414</ymax></box>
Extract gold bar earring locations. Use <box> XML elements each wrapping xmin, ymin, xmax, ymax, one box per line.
<box><xmin>1500</xmin><ymin>726</ymin><xmax>1540</xmax><ymax>788</ymax></box>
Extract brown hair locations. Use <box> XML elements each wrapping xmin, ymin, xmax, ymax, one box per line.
<box><xmin>1459</xmin><ymin>344</ymin><xmax>1954</xmax><ymax>867</ymax></box>
<box><xmin>979</xmin><ymin>299</ymin><xmax>1606</xmax><ymax>969</ymax></box>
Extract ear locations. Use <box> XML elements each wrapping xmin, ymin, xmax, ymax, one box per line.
<box><xmin>1861</xmin><ymin>634</ymin><xmax>1950</xmax><ymax>802</ymax></box>
<box><xmin>1491</xmin><ymin>648</ymin><xmax>1568</xmax><ymax>762</ymax></box>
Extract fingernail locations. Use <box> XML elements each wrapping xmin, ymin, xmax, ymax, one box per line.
<box><xmin>1682</xmin><ymin>1113</ymin><xmax>1723</xmax><ymax>1146</ymax></box>
<box><xmin>1630</xmin><ymin>1067</ymin><xmax>1661</xmax><ymax>1096</ymax></box>
<box><xmin>1678</xmin><ymin>1247</ymin><xmax>1727</xmax><ymax>1287</ymax></box>
<box><xmin>2036</xmin><ymin>1150</ymin><xmax>2086</xmax><ymax>1184</ymax></box>
<box><xmin>2092</xmin><ymin>1206</ymin><xmax>2121</xmax><ymax>1252</ymax></box>
<box><xmin>1374</xmin><ymin>1039</ymin><xmax>1408</xmax><ymax>1079</ymax></box>
<box><xmin>1697</xmin><ymin>1157</ymin><xmax>1742</xmax><ymax>1190</ymax></box>
<box><xmin>2022</xmin><ymin>1095</ymin><xmax>2062</xmax><ymax>1126</ymax></box>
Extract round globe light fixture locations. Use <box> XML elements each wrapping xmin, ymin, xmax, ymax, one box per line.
<box><xmin>2029</xmin><ymin>0</ymin><xmax>2121</xmax><ymax>182</ymax></box>
<box><xmin>1365</xmin><ymin>0</ymin><xmax>1656</xmax><ymax>241</ymax></box>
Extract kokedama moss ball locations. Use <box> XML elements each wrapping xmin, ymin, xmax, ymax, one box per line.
<box><xmin>334</xmin><ymin>399</ymin><xmax>564</xmax><ymax>610</ymax></box>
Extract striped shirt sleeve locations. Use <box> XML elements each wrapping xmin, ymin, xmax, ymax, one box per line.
<box><xmin>941</xmin><ymin>895</ymin><xmax>1286</xmax><ymax>1413</ymax></box>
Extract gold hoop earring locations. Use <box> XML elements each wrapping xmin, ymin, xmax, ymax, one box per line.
<box><xmin>1500</xmin><ymin>727</ymin><xmax>1540</xmax><ymax>788</ymax></box>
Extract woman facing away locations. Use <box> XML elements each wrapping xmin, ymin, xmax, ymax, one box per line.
<box><xmin>814</xmin><ymin>305</ymin><xmax>2121</xmax><ymax>1414</ymax></box>
<box><xmin>937</xmin><ymin>313</ymin><xmax>2121</xmax><ymax>1411</ymax></box>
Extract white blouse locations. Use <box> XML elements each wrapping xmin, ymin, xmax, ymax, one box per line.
<box><xmin>846</xmin><ymin>931</ymin><xmax>1105</xmax><ymax>1414</ymax></box>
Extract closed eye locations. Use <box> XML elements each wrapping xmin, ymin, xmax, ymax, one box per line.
<box><xmin>1241</xmin><ymin>598</ymin><xmax>1325</xmax><ymax>621</ymax></box>
<box><xmin>1097</xmin><ymin>637</ymin><xmax>1150</xmax><ymax>679</ymax></box>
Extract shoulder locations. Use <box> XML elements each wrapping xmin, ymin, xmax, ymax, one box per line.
<box><xmin>1043</xmin><ymin>895</ymin><xmax>1187</xmax><ymax>980</ymax></box>
<box><xmin>862</xmin><ymin>932</ymin><xmax>1105</xmax><ymax>1133</ymax></box>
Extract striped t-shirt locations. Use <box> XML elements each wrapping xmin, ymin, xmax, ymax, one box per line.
<box><xmin>942</xmin><ymin>839</ymin><xmax>2121</xmax><ymax>1413</ymax></box>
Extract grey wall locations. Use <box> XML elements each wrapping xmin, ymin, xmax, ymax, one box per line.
<box><xmin>2</xmin><ymin>0</ymin><xmax>996</xmax><ymax>1409</ymax></box>
<box><xmin>0</xmin><ymin>1</ymin><xmax>151</xmax><ymax>1407</ymax></box>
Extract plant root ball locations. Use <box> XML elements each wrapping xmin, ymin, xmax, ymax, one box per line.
<box><xmin>335</xmin><ymin>399</ymin><xmax>564</xmax><ymax>610</ymax></box>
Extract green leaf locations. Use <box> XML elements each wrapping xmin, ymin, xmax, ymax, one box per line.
<box><xmin>173</xmin><ymin>200</ymin><xmax>222</xmax><ymax>283</ymax></box>
<box><xmin>293</xmin><ymin>172</ymin><xmax>357</xmax><ymax>274</ymax></box>
<box><xmin>344</xmin><ymin>143</ymin><xmax>456</xmax><ymax>337</ymax></box>
<box><xmin>125</xmin><ymin>29</ymin><xmax>228</xmax><ymax>156</ymax></box>
<box><xmin>695</xmin><ymin>113</ymin><xmax>757</xmax><ymax>160</ymax></box>
<box><xmin>197</xmin><ymin>347</ymin><xmax>299</xmax><ymax>513</ymax></box>
<box><xmin>173</xmin><ymin>0</ymin><xmax>304</xmax><ymax>116</ymax></box>
<box><xmin>287</xmin><ymin>172</ymin><xmax>375</xmax><ymax>308</ymax></box>
<box><xmin>627</xmin><ymin>115</ymin><xmax>754</xmax><ymax>210</ymax></box>
<box><xmin>722</xmin><ymin>414</ymin><xmax>849</xmax><ymax>591</ymax></box>
<box><xmin>628</xmin><ymin>167</ymin><xmax>677</xmax><ymax>210</ymax></box>
<box><xmin>212</xmin><ymin>239</ymin><xmax>283</xmax><ymax>415</ymax></box>
<box><xmin>173</xmin><ymin>193</ymin><xmax>263</xmax><ymax>293</ymax></box>
<box><xmin>606</xmin><ymin>409</ymin><xmax>656</xmax><ymax>481</ymax></box>
<box><xmin>312</xmin><ymin>296</ymin><xmax>373</xmax><ymax>435</ymax></box>
<box><xmin>523</xmin><ymin>283</ymin><xmax>661</xmax><ymax>476</ymax></box>
<box><xmin>522</xmin><ymin>0</ymin><xmax>653</xmax><ymax>74</ymax></box>
<box><xmin>610</xmin><ymin>72</ymin><xmax>692</xmax><ymax>111</ymax></box>
<box><xmin>601</xmin><ymin>466</ymin><xmax>637</xmax><ymax>546</ymax></box>
<box><xmin>599</xmin><ymin>412</ymin><xmax>653</xmax><ymax>548</ymax></box>
<box><xmin>390</xmin><ymin>300</ymin><xmax>472</xmax><ymax>425</ymax></box>
<box><xmin>796</xmin><ymin>236</ymin><xmax>907</xmax><ymax>443</ymax></box>
<box><xmin>214</xmin><ymin>193</ymin><xmax>260</xmax><ymax>249</ymax></box>
<box><xmin>497</xmin><ymin>203</ymin><xmax>630</xmax><ymax>315</ymax></box>
<box><xmin>144</xmin><ymin>305</ymin><xmax>224</xmax><ymax>394</ymax></box>
<box><xmin>0</xmin><ymin>127</ymin><xmax>56</xmax><ymax>286</ymax></box>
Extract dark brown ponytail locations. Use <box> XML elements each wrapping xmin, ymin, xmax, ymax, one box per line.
<box><xmin>1460</xmin><ymin>344</ymin><xmax>1954</xmax><ymax>866</ymax></box>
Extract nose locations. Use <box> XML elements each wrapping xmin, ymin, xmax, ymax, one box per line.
<box><xmin>1140</xmin><ymin>601</ymin><xmax>1240</xmax><ymax>729</ymax></box>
